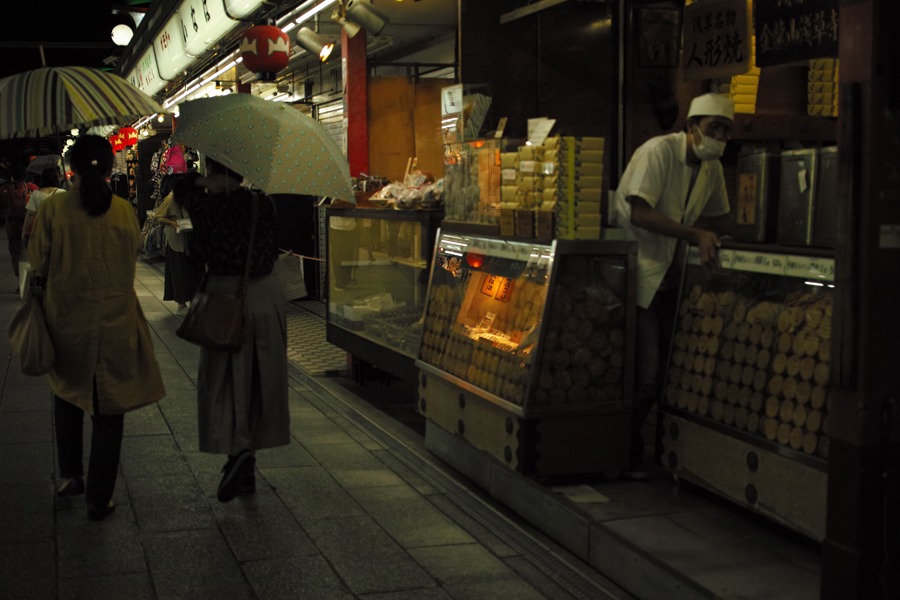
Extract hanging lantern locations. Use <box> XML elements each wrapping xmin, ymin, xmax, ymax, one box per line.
<box><xmin>465</xmin><ymin>252</ymin><xmax>485</xmax><ymax>269</ymax></box>
<box><xmin>240</xmin><ymin>25</ymin><xmax>290</xmax><ymax>81</ymax></box>
<box><xmin>119</xmin><ymin>126</ymin><xmax>139</xmax><ymax>146</ymax></box>
<box><xmin>109</xmin><ymin>135</ymin><xmax>125</xmax><ymax>153</ymax></box>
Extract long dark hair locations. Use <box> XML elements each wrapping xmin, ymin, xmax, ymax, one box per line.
<box><xmin>68</xmin><ymin>135</ymin><xmax>113</xmax><ymax>216</ymax></box>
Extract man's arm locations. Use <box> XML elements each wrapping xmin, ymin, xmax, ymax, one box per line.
<box><xmin>694</xmin><ymin>214</ymin><xmax>732</xmax><ymax>238</ymax></box>
<box><xmin>628</xmin><ymin>196</ymin><xmax>721</xmax><ymax>269</ymax></box>
<box><xmin>22</xmin><ymin>210</ymin><xmax>36</xmax><ymax>239</ymax></box>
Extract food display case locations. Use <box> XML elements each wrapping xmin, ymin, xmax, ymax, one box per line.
<box><xmin>658</xmin><ymin>243</ymin><xmax>835</xmax><ymax>541</ymax></box>
<box><xmin>416</xmin><ymin>231</ymin><xmax>637</xmax><ymax>477</ymax></box>
<box><xmin>326</xmin><ymin>208</ymin><xmax>444</xmax><ymax>383</ymax></box>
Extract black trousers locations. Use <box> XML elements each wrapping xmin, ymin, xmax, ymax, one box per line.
<box><xmin>54</xmin><ymin>391</ymin><xmax>124</xmax><ymax>508</ymax></box>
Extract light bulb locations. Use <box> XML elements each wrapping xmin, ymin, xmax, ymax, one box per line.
<box><xmin>157</xmin><ymin>115</ymin><xmax>164</xmax><ymax>122</ymax></box>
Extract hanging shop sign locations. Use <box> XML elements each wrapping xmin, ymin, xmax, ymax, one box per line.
<box><xmin>755</xmin><ymin>0</ymin><xmax>839</xmax><ymax>67</ymax></box>
<box><xmin>682</xmin><ymin>0</ymin><xmax>753</xmax><ymax>81</ymax></box>
<box><xmin>179</xmin><ymin>0</ymin><xmax>266</xmax><ymax>57</ymax></box>
<box><xmin>126</xmin><ymin>46</ymin><xmax>166</xmax><ymax>97</ymax></box>
<box><xmin>155</xmin><ymin>13</ymin><xmax>191</xmax><ymax>80</ymax></box>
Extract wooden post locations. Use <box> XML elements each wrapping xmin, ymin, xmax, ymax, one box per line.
<box><xmin>822</xmin><ymin>1</ymin><xmax>900</xmax><ymax>598</ymax></box>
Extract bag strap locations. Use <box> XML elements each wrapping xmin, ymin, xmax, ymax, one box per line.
<box><xmin>239</xmin><ymin>194</ymin><xmax>260</xmax><ymax>299</ymax></box>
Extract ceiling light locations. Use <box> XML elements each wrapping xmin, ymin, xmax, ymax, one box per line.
<box><xmin>296</xmin><ymin>28</ymin><xmax>334</xmax><ymax>62</ymax></box>
<box><xmin>111</xmin><ymin>24</ymin><xmax>134</xmax><ymax>46</ymax></box>
<box><xmin>157</xmin><ymin>115</ymin><xmax>164</xmax><ymax>122</ymax></box>
<box><xmin>282</xmin><ymin>22</ymin><xmax>296</xmax><ymax>33</ymax></box>
<box><xmin>164</xmin><ymin>82</ymin><xmax>200</xmax><ymax>108</ymax></box>
<box><xmin>332</xmin><ymin>8</ymin><xmax>361</xmax><ymax>38</ymax></box>
<box><xmin>295</xmin><ymin>0</ymin><xmax>340</xmax><ymax>25</ymax></box>
<box><xmin>200</xmin><ymin>61</ymin><xmax>236</xmax><ymax>86</ymax></box>
<box><xmin>345</xmin><ymin>0</ymin><xmax>390</xmax><ymax>36</ymax></box>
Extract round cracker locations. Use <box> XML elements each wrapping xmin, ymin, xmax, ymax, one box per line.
<box><xmin>810</xmin><ymin>385</ymin><xmax>826</xmax><ymax>410</ymax></box>
<box><xmin>705</xmin><ymin>356</ymin><xmax>716</xmax><ymax>376</ymax></box>
<box><xmin>806</xmin><ymin>306</ymin><xmax>823</xmax><ymax>328</ymax></box>
<box><xmin>689</xmin><ymin>285</ymin><xmax>702</xmax><ymax>303</ymax></box>
<box><xmin>688</xmin><ymin>334</ymin><xmax>698</xmax><ymax>353</ymax></box>
<box><xmin>790</xmin><ymin>426</ymin><xmax>805</xmax><ymax>450</ymax></box>
<box><xmin>777</xmin><ymin>310</ymin><xmax>792</xmax><ymax>333</ymax></box>
<box><xmin>783</xmin><ymin>376</ymin><xmax>799</xmax><ymax>400</ymax></box>
<box><xmin>737</xmin><ymin>322</ymin><xmax>751</xmax><ymax>343</ymax></box>
<box><xmin>724</xmin><ymin>322</ymin><xmax>738</xmax><ymax>341</ymax></box>
<box><xmin>747</xmin><ymin>411</ymin><xmax>760</xmax><ymax>434</ymax></box>
<box><xmin>804</xmin><ymin>333</ymin><xmax>821</xmax><ymax>357</ymax></box>
<box><xmin>806</xmin><ymin>409</ymin><xmax>823</xmax><ymax>433</ymax></box>
<box><xmin>701</xmin><ymin>375</ymin><xmax>713</xmax><ymax>396</ymax></box>
<box><xmin>773</xmin><ymin>353</ymin><xmax>788</xmax><ymax>374</ymax></box>
<box><xmin>796</xmin><ymin>380</ymin><xmax>812</xmax><ymax>405</ymax></box>
<box><xmin>764</xmin><ymin>417</ymin><xmax>779</xmax><ymax>440</ymax></box>
<box><xmin>730</xmin><ymin>363</ymin><xmax>743</xmax><ymax>384</ymax></box>
<box><xmin>760</xmin><ymin>327</ymin><xmax>775</xmax><ymax>349</ymax></box>
<box><xmin>735</xmin><ymin>407</ymin><xmax>749</xmax><ymax>430</ymax></box>
<box><xmin>777</xmin><ymin>422</ymin><xmax>792</xmax><ymax>445</ymax></box>
<box><xmin>698</xmin><ymin>335</ymin><xmax>709</xmax><ymax>354</ymax></box>
<box><xmin>726</xmin><ymin>383</ymin><xmax>740</xmax><ymax>405</ymax></box>
<box><xmin>708</xmin><ymin>336</ymin><xmax>720</xmax><ymax>357</ymax></box>
<box><xmin>739</xmin><ymin>386</ymin><xmax>752</xmax><ymax>408</ymax></box>
<box><xmin>712</xmin><ymin>316</ymin><xmax>724</xmax><ymax>336</ymax></box>
<box><xmin>746</xmin><ymin>345</ymin><xmax>759</xmax><ymax>367</ymax></box>
<box><xmin>753</xmin><ymin>369</ymin><xmax>768</xmax><ymax>392</ymax></box>
<box><xmin>769</xmin><ymin>375</ymin><xmax>784</xmax><ymax>397</ymax></box>
<box><xmin>733</xmin><ymin>303</ymin><xmax>747</xmax><ymax>324</ymax></box>
<box><xmin>800</xmin><ymin>357</ymin><xmax>816</xmax><ymax>381</ymax></box>
<box><xmin>818</xmin><ymin>340</ymin><xmax>831</xmax><ymax>363</ymax></box>
<box><xmin>792</xmin><ymin>331</ymin><xmax>808</xmax><ymax>357</ymax></box>
<box><xmin>683</xmin><ymin>353</ymin><xmax>695</xmax><ymax>372</ymax></box>
<box><xmin>780</xmin><ymin>399</ymin><xmax>796</xmax><ymax>423</ymax></box>
<box><xmin>749</xmin><ymin>324</ymin><xmax>762</xmax><ymax>346</ymax></box>
<box><xmin>766</xmin><ymin>395</ymin><xmax>780</xmax><ymax>418</ymax></box>
<box><xmin>734</xmin><ymin>343</ymin><xmax>747</xmax><ymax>365</ymax></box>
<box><xmin>750</xmin><ymin>391</ymin><xmax>764</xmax><ymax>413</ymax></box>
<box><xmin>787</xmin><ymin>355</ymin><xmax>801</xmax><ymax>377</ymax></box>
<box><xmin>814</xmin><ymin>362</ymin><xmax>830</xmax><ymax>386</ymax></box>
<box><xmin>715</xmin><ymin>380</ymin><xmax>729</xmax><ymax>401</ymax></box>
<box><xmin>757</xmin><ymin>349</ymin><xmax>771</xmax><ymax>370</ymax></box>
<box><xmin>701</xmin><ymin>315</ymin><xmax>712</xmax><ymax>335</ymax></box>
<box><xmin>803</xmin><ymin>431</ymin><xmax>818</xmax><ymax>454</ymax></box>
<box><xmin>778</xmin><ymin>333</ymin><xmax>793</xmax><ymax>354</ymax></box>
<box><xmin>741</xmin><ymin>365</ymin><xmax>755</xmax><ymax>387</ymax></box>
<box><xmin>721</xmin><ymin>341</ymin><xmax>734</xmax><ymax>361</ymax></box>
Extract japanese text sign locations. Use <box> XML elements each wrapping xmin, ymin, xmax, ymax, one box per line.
<box><xmin>683</xmin><ymin>0</ymin><xmax>753</xmax><ymax>81</ymax></box>
<box><xmin>756</xmin><ymin>0</ymin><xmax>839</xmax><ymax>67</ymax></box>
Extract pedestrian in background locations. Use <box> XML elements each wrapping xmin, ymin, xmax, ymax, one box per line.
<box><xmin>154</xmin><ymin>174</ymin><xmax>205</xmax><ymax>316</ymax></box>
<box><xmin>28</xmin><ymin>135</ymin><xmax>166</xmax><ymax>521</ymax></box>
<box><xmin>174</xmin><ymin>157</ymin><xmax>289</xmax><ymax>503</ymax></box>
<box><xmin>23</xmin><ymin>167</ymin><xmax>63</xmax><ymax>245</ymax></box>
<box><xmin>0</xmin><ymin>164</ymin><xmax>38</xmax><ymax>291</ymax></box>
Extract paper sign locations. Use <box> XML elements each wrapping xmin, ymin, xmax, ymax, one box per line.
<box><xmin>737</xmin><ymin>172</ymin><xmax>758</xmax><ymax>225</ymax></box>
<box><xmin>880</xmin><ymin>225</ymin><xmax>900</xmax><ymax>249</ymax></box>
<box><xmin>541</xmin><ymin>162</ymin><xmax>556</xmax><ymax>175</ymax></box>
<box><xmin>683</xmin><ymin>0</ymin><xmax>753</xmax><ymax>81</ymax></box>
<box><xmin>719</xmin><ymin>249</ymin><xmax>735</xmax><ymax>270</ymax></box>
<box><xmin>756</xmin><ymin>0</ymin><xmax>839</xmax><ymax>67</ymax></box>
<box><xmin>441</xmin><ymin>85</ymin><xmax>464</xmax><ymax>116</ymax></box>
<box><xmin>481</xmin><ymin>274</ymin><xmax>501</xmax><ymax>296</ymax></box>
<box><xmin>519</xmin><ymin>160</ymin><xmax>535</xmax><ymax>174</ymax></box>
<box><xmin>785</xmin><ymin>255</ymin><xmax>813</xmax><ymax>278</ymax></box>
<box><xmin>495</xmin><ymin>278</ymin><xmax>515</xmax><ymax>302</ymax></box>
<box><xmin>495</xmin><ymin>117</ymin><xmax>508</xmax><ymax>139</ymax></box>
<box><xmin>810</xmin><ymin>258</ymin><xmax>835</xmax><ymax>281</ymax></box>
<box><xmin>798</xmin><ymin>169</ymin><xmax>808</xmax><ymax>194</ymax></box>
<box><xmin>527</xmin><ymin>118</ymin><xmax>556</xmax><ymax>146</ymax></box>
<box><xmin>501</xmin><ymin>169</ymin><xmax>517</xmax><ymax>181</ymax></box>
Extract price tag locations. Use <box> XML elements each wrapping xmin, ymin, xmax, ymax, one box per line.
<box><xmin>527</xmin><ymin>118</ymin><xmax>556</xmax><ymax>146</ymax></box>
<box><xmin>809</xmin><ymin>258</ymin><xmax>835</xmax><ymax>281</ymax></box>
<box><xmin>541</xmin><ymin>162</ymin><xmax>555</xmax><ymax>175</ymax></box>
<box><xmin>519</xmin><ymin>160</ymin><xmax>535</xmax><ymax>174</ymax></box>
<box><xmin>785</xmin><ymin>255</ymin><xmax>813</xmax><ymax>279</ymax></box>
<box><xmin>501</xmin><ymin>169</ymin><xmax>517</xmax><ymax>181</ymax></box>
<box><xmin>718</xmin><ymin>249</ymin><xmax>735</xmax><ymax>270</ymax></box>
<box><xmin>495</xmin><ymin>117</ymin><xmax>508</xmax><ymax>139</ymax></box>
<box><xmin>441</xmin><ymin>85</ymin><xmax>464</xmax><ymax>115</ymax></box>
<box><xmin>687</xmin><ymin>246</ymin><xmax>702</xmax><ymax>266</ymax></box>
<box><xmin>798</xmin><ymin>169</ymin><xmax>808</xmax><ymax>194</ymax></box>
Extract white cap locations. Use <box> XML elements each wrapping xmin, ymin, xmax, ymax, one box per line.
<box><xmin>688</xmin><ymin>93</ymin><xmax>735</xmax><ymax>122</ymax></box>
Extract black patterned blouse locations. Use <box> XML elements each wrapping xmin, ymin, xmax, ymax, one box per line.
<box><xmin>174</xmin><ymin>172</ymin><xmax>279</xmax><ymax>278</ymax></box>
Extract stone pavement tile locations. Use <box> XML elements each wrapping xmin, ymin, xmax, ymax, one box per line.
<box><xmin>0</xmin><ymin>385</ymin><xmax>52</xmax><ymax>412</ymax></box>
<box><xmin>303</xmin><ymin>443</ymin><xmax>405</xmax><ymax>489</ymax></box>
<box><xmin>304</xmin><ymin>516</ymin><xmax>437</xmax><ymax>596</ymax></box>
<box><xmin>54</xmin><ymin>471</ymin><xmax>133</xmax><ymax>511</ymax></box>
<box><xmin>0</xmin><ymin>483</ymin><xmax>54</xmax><ymax>544</ymax></box>
<box><xmin>410</xmin><ymin>545</ymin><xmax>545</xmax><ymax>600</ymax></box>
<box><xmin>501</xmin><ymin>556</ymin><xmax>579</xmax><ymax>600</ymax></box>
<box><xmin>371</xmin><ymin>450</ymin><xmax>440</xmax><ymax>496</ymax></box>
<box><xmin>156</xmin><ymin>389</ymin><xmax>199</xmax><ymax>416</ymax></box>
<box><xmin>183</xmin><ymin>451</ymin><xmax>225</xmax><ymax>498</ymax></box>
<box><xmin>123</xmin><ymin>404</ymin><xmax>171</xmax><ymax>437</ymax></box>
<box><xmin>4</xmin><ymin>367</ymin><xmax>49</xmax><ymax>388</ymax></box>
<box><xmin>257</xmin><ymin>438</ymin><xmax>318</xmax><ymax>469</ymax></box>
<box><xmin>0</xmin><ymin>442</ymin><xmax>53</xmax><ymax>486</ymax></box>
<box><xmin>349</xmin><ymin>486</ymin><xmax>475</xmax><ymax>549</ymax></box>
<box><xmin>128</xmin><ymin>473</ymin><xmax>216</xmax><ymax>532</ymax></box>
<box><xmin>212</xmin><ymin>485</ymin><xmax>319</xmax><ymax>561</ymax></box>
<box><xmin>142</xmin><ymin>529</ymin><xmax>256</xmax><ymax>600</ymax></box>
<box><xmin>119</xmin><ymin>434</ymin><xmax>191</xmax><ymax>478</ymax></box>
<box><xmin>242</xmin><ymin>556</ymin><xmax>354</xmax><ymax>600</ymax></box>
<box><xmin>260</xmin><ymin>466</ymin><xmax>366</xmax><ymax>523</ymax></box>
<box><xmin>58</xmin><ymin>572</ymin><xmax>156</xmax><ymax>600</ymax></box>
<box><xmin>56</xmin><ymin>505</ymin><xmax>146</xmax><ymax>579</ymax></box>
<box><xmin>359</xmin><ymin>590</ymin><xmax>454</xmax><ymax>600</ymax></box>
<box><xmin>296</xmin><ymin>390</ymin><xmax>342</xmax><ymax>417</ymax></box>
<box><xmin>0</xmin><ymin>542</ymin><xmax>56</xmax><ymax>600</ymax></box>
<box><xmin>426</xmin><ymin>495</ymin><xmax>519</xmax><ymax>559</ymax></box>
<box><xmin>0</xmin><ymin>410</ymin><xmax>51</xmax><ymax>444</ymax></box>
<box><xmin>330</xmin><ymin>415</ymin><xmax>386</xmax><ymax>451</ymax></box>
<box><xmin>291</xmin><ymin>414</ymin><xmax>357</xmax><ymax>446</ymax></box>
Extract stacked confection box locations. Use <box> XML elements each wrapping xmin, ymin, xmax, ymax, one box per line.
<box><xmin>711</xmin><ymin>37</ymin><xmax>760</xmax><ymax>115</ymax></box>
<box><xmin>808</xmin><ymin>59</ymin><xmax>839</xmax><ymax>117</ymax></box>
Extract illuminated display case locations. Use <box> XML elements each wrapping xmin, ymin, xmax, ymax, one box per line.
<box><xmin>325</xmin><ymin>208</ymin><xmax>443</xmax><ymax>383</ymax></box>
<box><xmin>416</xmin><ymin>231</ymin><xmax>638</xmax><ymax>477</ymax></box>
<box><xmin>658</xmin><ymin>243</ymin><xmax>836</xmax><ymax>540</ymax></box>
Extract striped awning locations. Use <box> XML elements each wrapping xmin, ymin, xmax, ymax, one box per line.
<box><xmin>0</xmin><ymin>67</ymin><xmax>165</xmax><ymax>140</ymax></box>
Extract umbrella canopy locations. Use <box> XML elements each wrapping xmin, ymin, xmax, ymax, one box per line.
<box><xmin>0</xmin><ymin>67</ymin><xmax>164</xmax><ymax>140</ymax></box>
<box><xmin>173</xmin><ymin>94</ymin><xmax>352</xmax><ymax>200</ymax></box>
<box><xmin>26</xmin><ymin>154</ymin><xmax>62</xmax><ymax>174</ymax></box>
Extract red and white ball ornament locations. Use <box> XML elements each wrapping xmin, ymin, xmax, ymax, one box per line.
<box><xmin>240</xmin><ymin>25</ymin><xmax>290</xmax><ymax>80</ymax></box>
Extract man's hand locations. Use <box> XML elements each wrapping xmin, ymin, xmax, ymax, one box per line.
<box><xmin>695</xmin><ymin>229</ymin><xmax>721</xmax><ymax>270</ymax></box>
<box><xmin>197</xmin><ymin>175</ymin><xmax>241</xmax><ymax>195</ymax></box>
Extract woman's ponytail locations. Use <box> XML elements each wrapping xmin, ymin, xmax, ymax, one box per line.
<box><xmin>68</xmin><ymin>135</ymin><xmax>114</xmax><ymax>216</ymax></box>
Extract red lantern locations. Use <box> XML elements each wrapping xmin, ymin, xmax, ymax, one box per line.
<box><xmin>109</xmin><ymin>135</ymin><xmax>125</xmax><ymax>152</ymax></box>
<box><xmin>466</xmin><ymin>252</ymin><xmax>485</xmax><ymax>269</ymax></box>
<box><xmin>119</xmin><ymin>127</ymin><xmax>139</xmax><ymax>146</ymax></box>
<box><xmin>240</xmin><ymin>25</ymin><xmax>290</xmax><ymax>80</ymax></box>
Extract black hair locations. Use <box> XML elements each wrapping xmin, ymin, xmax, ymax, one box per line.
<box><xmin>159</xmin><ymin>173</ymin><xmax>183</xmax><ymax>200</ymax></box>
<box><xmin>68</xmin><ymin>135</ymin><xmax>114</xmax><ymax>216</ymax></box>
<box><xmin>206</xmin><ymin>157</ymin><xmax>244</xmax><ymax>183</ymax></box>
<box><xmin>39</xmin><ymin>167</ymin><xmax>60</xmax><ymax>188</ymax></box>
<box><xmin>11</xmin><ymin>165</ymin><xmax>26</xmax><ymax>181</ymax></box>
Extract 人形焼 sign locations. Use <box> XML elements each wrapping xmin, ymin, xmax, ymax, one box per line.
<box><xmin>683</xmin><ymin>0</ymin><xmax>754</xmax><ymax>81</ymax></box>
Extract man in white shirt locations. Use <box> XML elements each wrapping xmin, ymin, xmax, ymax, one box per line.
<box><xmin>615</xmin><ymin>93</ymin><xmax>735</xmax><ymax>477</ymax></box>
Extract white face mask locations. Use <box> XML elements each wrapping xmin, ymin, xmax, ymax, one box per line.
<box><xmin>693</xmin><ymin>129</ymin><xmax>727</xmax><ymax>161</ymax></box>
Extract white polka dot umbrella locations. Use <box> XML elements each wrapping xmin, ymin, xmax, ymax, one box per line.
<box><xmin>173</xmin><ymin>94</ymin><xmax>352</xmax><ymax>200</ymax></box>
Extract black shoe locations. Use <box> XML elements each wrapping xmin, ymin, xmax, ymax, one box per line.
<box><xmin>87</xmin><ymin>502</ymin><xmax>116</xmax><ymax>521</ymax></box>
<box><xmin>217</xmin><ymin>451</ymin><xmax>256</xmax><ymax>503</ymax></box>
<box><xmin>240</xmin><ymin>471</ymin><xmax>256</xmax><ymax>495</ymax></box>
<box><xmin>57</xmin><ymin>477</ymin><xmax>85</xmax><ymax>497</ymax></box>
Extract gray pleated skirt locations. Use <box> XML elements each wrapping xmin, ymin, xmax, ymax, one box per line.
<box><xmin>197</xmin><ymin>273</ymin><xmax>291</xmax><ymax>455</ymax></box>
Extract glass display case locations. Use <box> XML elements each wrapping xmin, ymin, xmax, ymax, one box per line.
<box><xmin>416</xmin><ymin>231</ymin><xmax>637</xmax><ymax>418</ymax></box>
<box><xmin>325</xmin><ymin>208</ymin><xmax>444</xmax><ymax>383</ymax></box>
<box><xmin>443</xmin><ymin>139</ymin><xmax>502</xmax><ymax>225</ymax></box>
<box><xmin>657</xmin><ymin>243</ymin><xmax>836</xmax><ymax>540</ymax></box>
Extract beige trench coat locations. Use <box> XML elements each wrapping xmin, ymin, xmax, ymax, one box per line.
<box><xmin>27</xmin><ymin>190</ymin><xmax>166</xmax><ymax>415</ymax></box>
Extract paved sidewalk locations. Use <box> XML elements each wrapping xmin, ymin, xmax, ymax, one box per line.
<box><xmin>0</xmin><ymin>244</ymin><xmax>629</xmax><ymax>600</ymax></box>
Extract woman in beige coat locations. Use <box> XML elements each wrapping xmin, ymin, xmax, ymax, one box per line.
<box><xmin>28</xmin><ymin>135</ymin><xmax>166</xmax><ymax>521</ymax></box>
